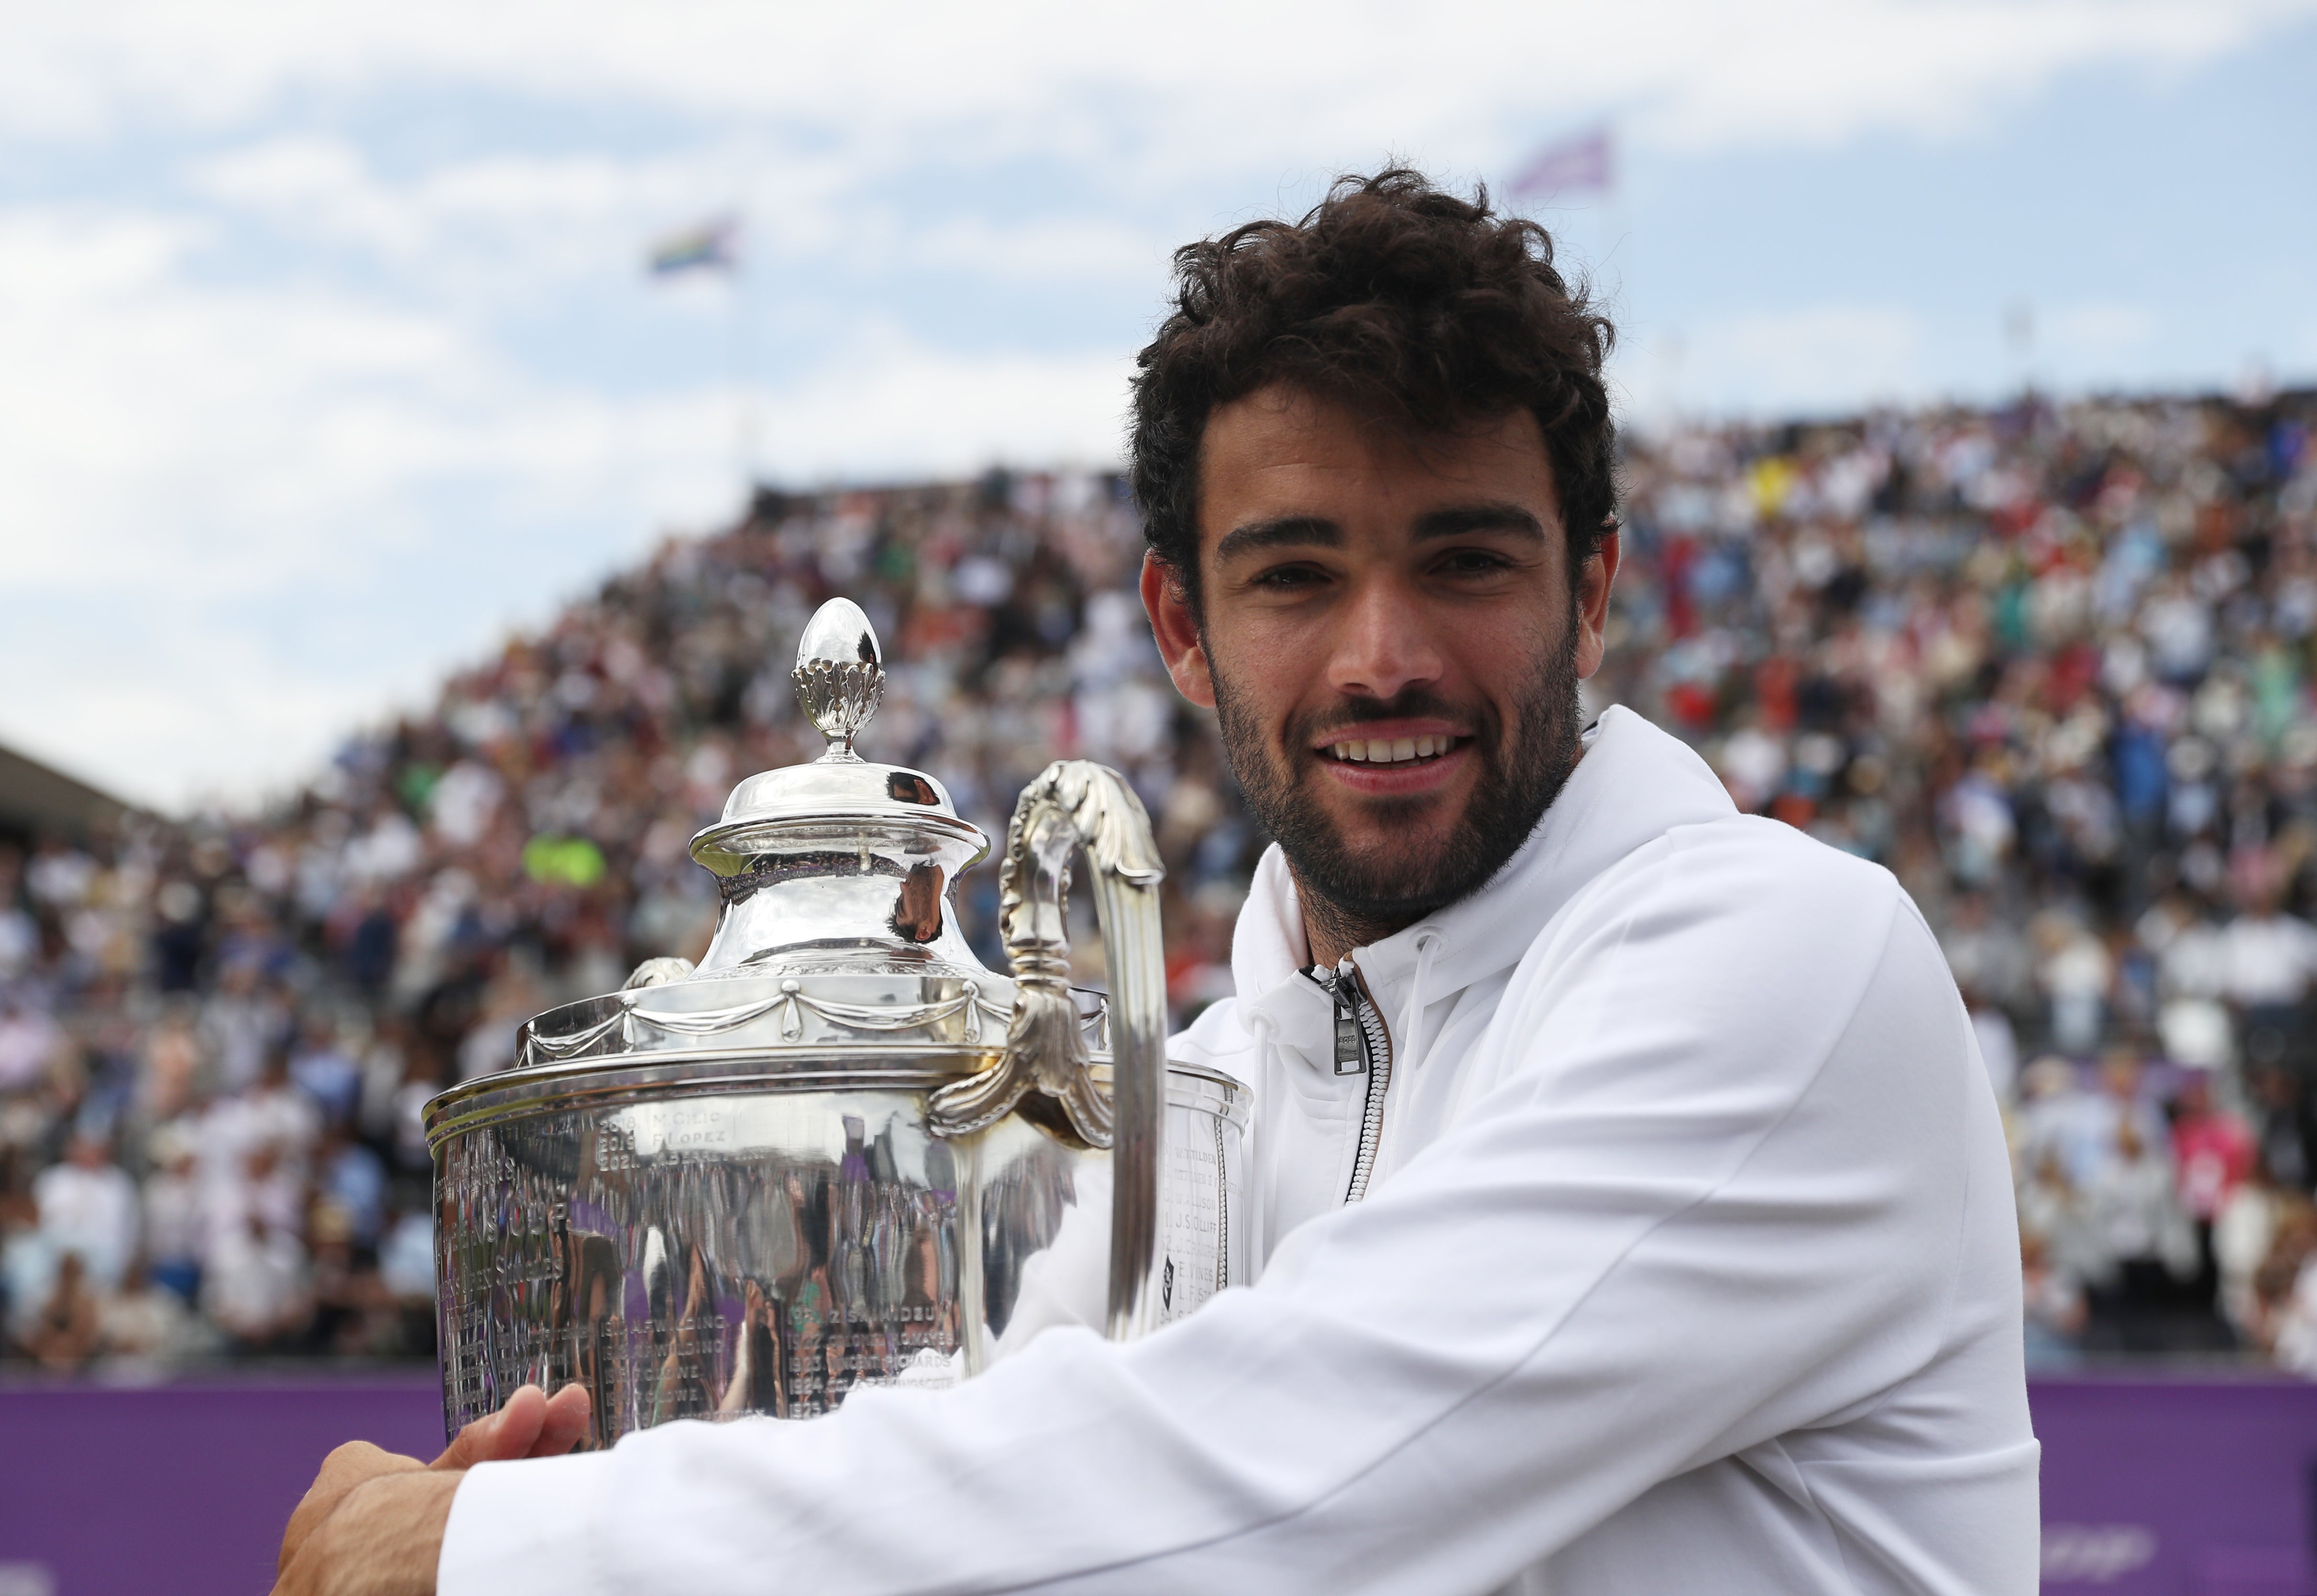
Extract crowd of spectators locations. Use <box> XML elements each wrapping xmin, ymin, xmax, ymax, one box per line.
<box><xmin>4</xmin><ymin>384</ymin><xmax>2316</xmax><ymax>1375</ymax></box>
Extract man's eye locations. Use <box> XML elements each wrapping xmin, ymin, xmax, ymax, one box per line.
<box><xmin>1253</xmin><ymin>564</ymin><xmax>1327</xmax><ymax>590</ymax></box>
<box><xmin>1437</xmin><ymin>550</ymin><xmax>1512</xmax><ymax>576</ymax></box>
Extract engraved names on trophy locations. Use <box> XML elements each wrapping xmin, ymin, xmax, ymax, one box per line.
<box><xmin>438</xmin><ymin>1094</ymin><xmax>985</xmax><ymax>1436</ymax></box>
<box><xmin>1159</xmin><ymin>1106</ymin><xmax>1228</xmax><ymax>1322</ymax></box>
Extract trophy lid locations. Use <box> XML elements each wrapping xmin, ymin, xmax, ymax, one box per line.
<box><xmin>476</xmin><ymin>595</ymin><xmax>1035</xmax><ymax>1085</ymax></box>
<box><xmin>484</xmin><ymin>594</ymin><xmax>1148</xmax><ymax>1082</ymax></box>
<box><xmin>688</xmin><ymin>597</ymin><xmax>987</xmax><ymax>877</ymax></box>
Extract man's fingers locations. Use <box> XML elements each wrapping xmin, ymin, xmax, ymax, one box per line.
<box><xmin>433</xmin><ymin>1383</ymin><xmax>549</xmax><ymax>1470</ymax></box>
<box><xmin>528</xmin><ymin>1384</ymin><xmax>593</xmax><ymax>1458</ymax></box>
<box><xmin>279</xmin><ymin>1441</ymin><xmax>424</xmax><ymax>1577</ymax></box>
<box><xmin>433</xmin><ymin>1383</ymin><xmax>545</xmax><ymax>1469</ymax></box>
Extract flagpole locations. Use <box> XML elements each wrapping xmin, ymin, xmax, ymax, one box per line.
<box><xmin>646</xmin><ymin>214</ymin><xmax>756</xmax><ymax>500</ymax></box>
<box><xmin>1507</xmin><ymin>122</ymin><xmax>1624</xmax><ymax>408</ymax></box>
<box><xmin>733</xmin><ymin>163</ymin><xmax>766</xmax><ymax>498</ymax></box>
<box><xmin>731</xmin><ymin>239</ymin><xmax>756</xmax><ymax>492</ymax></box>
<box><xmin>1605</xmin><ymin>124</ymin><xmax>1631</xmax><ymax>408</ymax></box>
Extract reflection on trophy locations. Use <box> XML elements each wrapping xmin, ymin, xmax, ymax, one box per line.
<box><xmin>426</xmin><ymin>595</ymin><xmax>1248</xmax><ymax>1446</ymax></box>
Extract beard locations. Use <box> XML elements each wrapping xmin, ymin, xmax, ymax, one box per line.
<box><xmin>1210</xmin><ymin>612</ymin><xmax>1588</xmax><ymax>952</ymax></box>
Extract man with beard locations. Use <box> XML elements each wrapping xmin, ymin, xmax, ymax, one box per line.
<box><xmin>275</xmin><ymin>171</ymin><xmax>2037</xmax><ymax>1596</ymax></box>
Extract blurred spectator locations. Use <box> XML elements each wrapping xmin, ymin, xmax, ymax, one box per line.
<box><xmin>0</xmin><ymin>995</ymin><xmax>63</xmax><ymax>1093</ymax></box>
<box><xmin>2080</xmin><ymin>1121</ymin><xmax>2201</xmax><ymax>1352</ymax></box>
<box><xmin>2036</xmin><ymin>914</ymin><xmax>2114</xmax><ymax>1057</ymax></box>
<box><xmin>2215</xmin><ymin>1157</ymin><xmax>2293</xmax><ymax>1338</ymax></box>
<box><xmin>2248</xmin><ymin>1066</ymin><xmax>2317</xmax><ymax>1192</ymax></box>
<box><xmin>2171</xmin><ymin>1073</ymin><xmax>2255</xmax><ymax>1234</ymax></box>
<box><xmin>31</xmin><ymin>1134</ymin><xmax>138</xmax><ymax>1293</ymax></box>
<box><xmin>100</xmin><ymin>1259</ymin><xmax>214</xmax><ymax>1366</ymax></box>
<box><xmin>2021</xmin><ymin>1232</ymin><xmax>2086</xmax><ymax>1369</ymax></box>
<box><xmin>136</xmin><ymin>1001</ymin><xmax>202</xmax><ymax>1126</ymax></box>
<box><xmin>317</xmin><ymin>1125</ymin><xmax>387</xmax><ymax>1248</ymax></box>
<box><xmin>2016</xmin><ymin>1146</ymin><xmax>2100</xmax><ymax>1293</ymax></box>
<box><xmin>141</xmin><ymin>1123</ymin><xmax>205</xmax><ymax>1304</ymax></box>
<box><xmin>2259</xmin><ymin>1201</ymin><xmax>2317</xmax><ymax>1373</ymax></box>
<box><xmin>24</xmin><ymin>1250</ymin><xmax>102</xmax><ymax>1371</ymax></box>
<box><xmin>201</xmin><ymin>1144</ymin><xmax>310</xmax><ymax>1349</ymax></box>
<box><xmin>201</xmin><ymin>963</ymin><xmax>287</xmax><ymax>1099</ymax></box>
<box><xmin>1941</xmin><ymin>892</ymin><xmax>2026</xmax><ymax>1098</ymax></box>
<box><xmin>288</xmin><ymin>1017</ymin><xmax>362</xmax><ymax>1127</ymax></box>
<box><xmin>198</xmin><ymin>1048</ymin><xmax>320</xmax><ymax>1197</ymax></box>
<box><xmin>2222</xmin><ymin>880</ymin><xmax>2317</xmax><ymax>1072</ymax></box>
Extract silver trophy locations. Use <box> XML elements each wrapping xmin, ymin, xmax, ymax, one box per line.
<box><xmin>426</xmin><ymin>597</ymin><xmax>1248</xmax><ymax>1444</ymax></box>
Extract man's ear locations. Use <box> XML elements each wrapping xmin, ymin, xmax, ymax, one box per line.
<box><xmin>1140</xmin><ymin>552</ymin><xmax>1215</xmax><ymax>709</ymax></box>
<box><xmin>1573</xmin><ymin>529</ymin><xmax>1621</xmax><ymax>680</ymax></box>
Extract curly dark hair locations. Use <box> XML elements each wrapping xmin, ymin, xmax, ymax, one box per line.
<box><xmin>1128</xmin><ymin>168</ymin><xmax>1617</xmax><ymax>606</ymax></box>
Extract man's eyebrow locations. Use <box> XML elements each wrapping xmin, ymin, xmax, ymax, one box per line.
<box><xmin>1212</xmin><ymin>502</ymin><xmax>1549</xmax><ymax>565</ymax></box>
<box><xmin>1411</xmin><ymin>502</ymin><xmax>1548</xmax><ymax>541</ymax></box>
<box><xmin>1213</xmin><ymin>515</ymin><xmax>1341</xmax><ymax>564</ymax></box>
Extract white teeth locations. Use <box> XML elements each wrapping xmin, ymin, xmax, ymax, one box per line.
<box><xmin>1328</xmin><ymin>736</ymin><xmax>1453</xmax><ymax>765</ymax></box>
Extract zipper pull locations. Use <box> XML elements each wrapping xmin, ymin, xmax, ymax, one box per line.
<box><xmin>1329</xmin><ymin>959</ymin><xmax>1368</xmax><ymax>1077</ymax></box>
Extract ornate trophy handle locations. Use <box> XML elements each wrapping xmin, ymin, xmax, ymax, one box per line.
<box><xmin>928</xmin><ymin>759</ymin><xmax>1170</xmax><ymax>1339</ymax></box>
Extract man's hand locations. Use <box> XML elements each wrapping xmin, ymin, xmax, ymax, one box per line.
<box><xmin>271</xmin><ymin>1384</ymin><xmax>591</xmax><ymax>1596</ymax></box>
<box><xmin>273</xmin><ymin>1468</ymin><xmax>462</xmax><ymax>1596</ymax></box>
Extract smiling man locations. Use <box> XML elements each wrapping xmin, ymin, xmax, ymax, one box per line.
<box><xmin>275</xmin><ymin>170</ymin><xmax>2038</xmax><ymax>1596</ymax></box>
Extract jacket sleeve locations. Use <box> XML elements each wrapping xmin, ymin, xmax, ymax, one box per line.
<box><xmin>440</xmin><ymin>834</ymin><xmax>2011</xmax><ymax>1596</ymax></box>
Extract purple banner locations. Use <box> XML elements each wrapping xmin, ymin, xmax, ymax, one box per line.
<box><xmin>0</xmin><ymin>1375</ymin><xmax>2311</xmax><ymax>1593</ymax></box>
<box><xmin>0</xmin><ymin>1376</ymin><xmax>442</xmax><ymax>1596</ymax></box>
<box><xmin>2033</xmin><ymin>1377</ymin><xmax>2317</xmax><ymax>1595</ymax></box>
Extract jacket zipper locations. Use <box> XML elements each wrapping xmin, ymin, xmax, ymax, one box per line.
<box><xmin>1305</xmin><ymin>960</ymin><xmax>1395</xmax><ymax>1204</ymax></box>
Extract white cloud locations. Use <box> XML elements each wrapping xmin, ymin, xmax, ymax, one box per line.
<box><xmin>1626</xmin><ymin>305</ymin><xmax>1932</xmax><ymax>419</ymax></box>
<box><xmin>1628</xmin><ymin>0</ymin><xmax>2301</xmax><ymax>150</ymax></box>
<box><xmin>763</xmin><ymin>329</ymin><xmax>1132</xmax><ymax>480</ymax></box>
<box><xmin>0</xmin><ymin>206</ymin><xmax>490</xmax><ymax>595</ymax></box>
<box><xmin>2042</xmin><ymin>301</ymin><xmax>2160</xmax><ymax>360</ymax></box>
<box><xmin>5</xmin><ymin>0</ymin><xmax>2310</xmax><ymax>161</ymax></box>
<box><xmin>909</xmin><ymin>216</ymin><xmax>1170</xmax><ymax>288</ymax></box>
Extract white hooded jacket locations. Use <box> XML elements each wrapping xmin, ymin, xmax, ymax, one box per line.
<box><xmin>443</xmin><ymin>705</ymin><xmax>2040</xmax><ymax>1595</ymax></box>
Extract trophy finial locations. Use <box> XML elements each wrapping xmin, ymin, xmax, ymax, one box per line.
<box><xmin>793</xmin><ymin>597</ymin><xmax>884</xmax><ymax>760</ymax></box>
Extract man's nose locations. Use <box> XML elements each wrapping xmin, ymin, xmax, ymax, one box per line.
<box><xmin>1327</xmin><ymin>575</ymin><xmax>1446</xmax><ymax>702</ymax></box>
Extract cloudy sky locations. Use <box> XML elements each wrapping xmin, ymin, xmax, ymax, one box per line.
<box><xmin>3</xmin><ymin>0</ymin><xmax>2314</xmax><ymax>810</ymax></box>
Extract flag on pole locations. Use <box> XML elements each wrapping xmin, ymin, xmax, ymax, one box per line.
<box><xmin>1508</xmin><ymin>127</ymin><xmax>1614</xmax><ymax>201</ymax></box>
<box><xmin>647</xmin><ymin>216</ymin><xmax>739</xmax><ymax>276</ymax></box>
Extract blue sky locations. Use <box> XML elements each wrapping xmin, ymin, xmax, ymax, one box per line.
<box><xmin>1</xmin><ymin>0</ymin><xmax>2312</xmax><ymax>809</ymax></box>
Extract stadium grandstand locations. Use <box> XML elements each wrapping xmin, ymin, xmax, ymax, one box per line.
<box><xmin>0</xmin><ymin>739</ymin><xmax>126</xmax><ymax>846</ymax></box>
<box><xmin>4</xmin><ymin>385</ymin><xmax>2316</xmax><ymax>1376</ymax></box>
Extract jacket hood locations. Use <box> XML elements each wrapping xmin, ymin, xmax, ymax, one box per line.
<box><xmin>1230</xmin><ymin>705</ymin><xmax>1738</xmax><ymax>1060</ymax></box>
